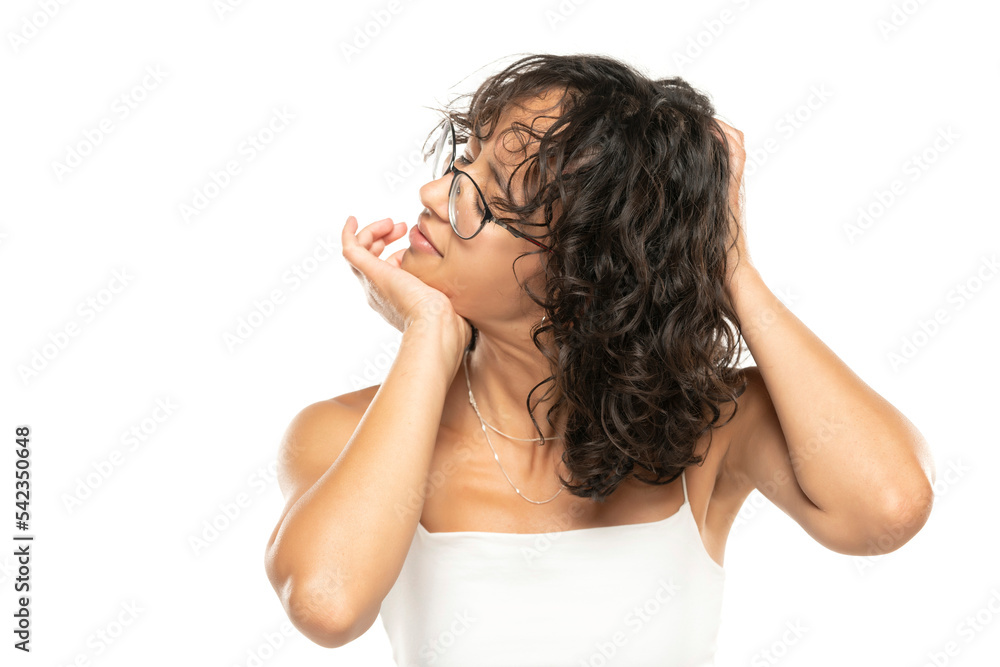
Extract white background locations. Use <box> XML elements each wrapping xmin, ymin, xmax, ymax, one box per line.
<box><xmin>3</xmin><ymin>0</ymin><xmax>998</xmax><ymax>665</ymax></box>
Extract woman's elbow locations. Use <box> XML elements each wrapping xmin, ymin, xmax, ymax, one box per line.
<box><xmin>264</xmin><ymin>546</ymin><xmax>361</xmax><ymax>649</ymax></box>
<box><xmin>285</xmin><ymin>585</ymin><xmax>360</xmax><ymax>649</ymax></box>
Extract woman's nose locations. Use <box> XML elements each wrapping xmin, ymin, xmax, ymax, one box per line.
<box><xmin>419</xmin><ymin>176</ymin><xmax>451</xmax><ymax>226</ymax></box>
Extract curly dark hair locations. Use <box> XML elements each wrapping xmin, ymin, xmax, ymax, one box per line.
<box><xmin>422</xmin><ymin>53</ymin><xmax>749</xmax><ymax>503</ymax></box>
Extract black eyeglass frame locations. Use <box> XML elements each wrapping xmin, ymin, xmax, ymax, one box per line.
<box><xmin>433</xmin><ymin>117</ymin><xmax>553</xmax><ymax>254</ymax></box>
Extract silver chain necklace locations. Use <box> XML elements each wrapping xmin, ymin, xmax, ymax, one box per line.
<box><xmin>462</xmin><ymin>344</ymin><xmax>565</xmax><ymax>505</ymax></box>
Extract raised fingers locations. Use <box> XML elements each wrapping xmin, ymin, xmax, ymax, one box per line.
<box><xmin>368</xmin><ymin>222</ymin><xmax>408</xmax><ymax>257</ymax></box>
<box><xmin>341</xmin><ymin>216</ymin><xmax>410</xmax><ymax>280</ymax></box>
<box><xmin>354</xmin><ymin>217</ymin><xmax>395</xmax><ymax>249</ymax></box>
<box><xmin>342</xmin><ymin>216</ymin><xmax>383</xmax><ymax>277</ymax></box>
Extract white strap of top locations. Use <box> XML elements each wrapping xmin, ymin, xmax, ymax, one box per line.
<box><xmin>681</xmin><ymin>468</ymin><xmax>689</xmax><ymax>505</ymax></box>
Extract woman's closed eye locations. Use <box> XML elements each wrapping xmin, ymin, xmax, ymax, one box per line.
<box><xmin>455</xmin><ymin>153</ymin><xmax>486</xmax><ymax>215</ymax></box>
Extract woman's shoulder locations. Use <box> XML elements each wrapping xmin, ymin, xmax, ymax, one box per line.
<box><xmin>274</xmin><ymin>386</ymin><xmax>381</xmax><ymax>504</ymax></box>
<box><xmin>286</xmin><ymin>384</ymin><xmax>381</xmax><ymax>438</ymax></box>
<box><xmin>291</xmin><ymin>384</ymin><xmax>383</xmax><ymax>454</ymax></box>
<box><xmin>336</xmin><ymin>384</ymin><xmax>381</xmax><ymax>412</ymax></box>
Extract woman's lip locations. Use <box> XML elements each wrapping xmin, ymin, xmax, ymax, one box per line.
<box><xmin>409</xmin><ymin>224</ymin><xmax>442</xmax><ymax>256</ymax></box>
<box><xmin>417</xmin><ymin>222</ymin><xmax>442</xmax><ymax>253</ymax></box>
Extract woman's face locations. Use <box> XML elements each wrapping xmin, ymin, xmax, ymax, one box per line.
<box><xmin>402</xmin><ymin>95</ymin><xmax>559</xmax><ymax>326</ymax></box>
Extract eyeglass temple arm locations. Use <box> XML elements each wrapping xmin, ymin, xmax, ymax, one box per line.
<box><xmin>503</xmin><ymin>223</ymin><xmax>552</xmax><ymax>252</ymax></box>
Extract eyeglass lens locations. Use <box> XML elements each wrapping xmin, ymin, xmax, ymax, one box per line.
<box><xmin>432</xmin><ymin>121</ymin><xmax>485</xmax><ymax>239</ymax></box>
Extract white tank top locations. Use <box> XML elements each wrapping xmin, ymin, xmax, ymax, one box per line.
<box><xmin>378</xmin><ymin>468</ymin><xmax>725</xmax><ymax>666</ymax></box>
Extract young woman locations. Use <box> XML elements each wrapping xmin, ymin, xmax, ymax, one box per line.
<box><xmin>264</xmin><ymin>53</ymin><xmax>936</xmax><ymax>666</ymax></box>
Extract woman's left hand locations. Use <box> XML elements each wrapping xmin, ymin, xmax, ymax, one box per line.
<box><xmin>712</xmin><ymin>118</ymin><xmax>753</xmax><ymax>301</ymax></box>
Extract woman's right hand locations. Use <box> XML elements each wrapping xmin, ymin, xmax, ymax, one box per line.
<box><xmin>340</xmin><ymin>215</ymin><xmax>471</xmax><ymax>348</ymax></box>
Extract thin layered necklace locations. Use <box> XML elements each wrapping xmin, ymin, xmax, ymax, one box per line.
<box><xmin>462</xmin><ymin>346</ymin><xmax>565</xmax><ymax>504</ymax></box>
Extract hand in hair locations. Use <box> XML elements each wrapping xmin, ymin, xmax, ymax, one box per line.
<box><xmin>712</xmin><ymin>118</ymin><xmax>752</xmax><ymax>301</ymax></box>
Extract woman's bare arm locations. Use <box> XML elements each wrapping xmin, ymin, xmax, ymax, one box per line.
<box><xmin>264</xmin><ymin>315</ymin><xmax>466</xmax><ymax>648</ymax></box>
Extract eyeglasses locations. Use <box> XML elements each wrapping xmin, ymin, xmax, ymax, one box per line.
<box><xmin>429</xmin><ymin>117</ymin><xmax>552</xmax><ymax>253</ymax></box>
